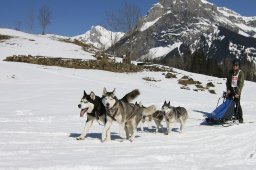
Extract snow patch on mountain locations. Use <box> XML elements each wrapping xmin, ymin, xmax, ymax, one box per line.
<box><xmin>73</xmin><ymin>25</ymin><xmax>124</xmax><ymax>49</ymax></box>
<box><xmin>238</xmin><ymin>30</ymin><xmax>250</xmax><ymax>37</ymax></box>
<box><xmin>140</xmin><ymin>17</ymin><xmax>161</xmax><ymax>31</ymax></box>
<box><xmin>235</xmin><ymin>23</ymin><xmax>256</xmax><ymax>34</ymax></box>
<box><xmin>200</xmin><ymin>0</ymin><xmax>213</xmax><ymax>5</ymax></box>
<box><xmin>140</xmin><ymin>42</ymin><xmax>182</xmax><ymax>60</ymax></box>
<box><xmin>218</xmin><ymin>7</ymin><xmax>241</xmax><ymax>18</ymax></box>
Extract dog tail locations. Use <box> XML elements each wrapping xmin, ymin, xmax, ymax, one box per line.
<box><xmin>122</xmin><ymin>89</ymin><xmax>140</xmax><ymax>102</ymax></box>
<box><xmin>142</xmin><ymin>105</ymin><xmax>157</xmax><ymax>116</ymax></box>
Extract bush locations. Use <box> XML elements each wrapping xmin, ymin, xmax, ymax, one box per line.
<box><xmin>208</xmin><ymin>89</ymin><xmax>216</xmax><ymax>94</ymax></box>
<box><xmin>165</xmin><ymin>72</ymin><xmax>177</xmax><ymax>79</ymax></box>
<box><xmin>180</xmin><ymin>86</ymin><xmax>190</xmax><ymax>90</ymax></box>
<box><xmin>142</xmin><ymin>77</ymin><xmax>161</xmax><ymax>82</ymax></box>
<box><xmin>195</xmin><ymin>84</ymin><xmax>204</xmax><ymax>89</ymax></box>
<box><xmin>0</xmin><ymin>34</ymin><xmax>11</xmax><ymax>41</ymax></box>
<box><xmin>4</xmin><ymin>55</ymin><xmax>142</xmax><ymax>73</ymax></box>
<box><xmin>206</xmin><ymin>82</ymin><xmax>215</xmax><ymax>87</ymax></box>
<box><xmin>180</xmin><ymin>75</ymin><xmax>190</xmax><ymax>79</ymax></box>
<box><xmin>143</xmin><ymin>65</ymin><xmax>173</xmax><ymax>72</ymax></box>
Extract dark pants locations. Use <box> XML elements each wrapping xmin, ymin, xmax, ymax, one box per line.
<box><xmin>233</xmin><ymin>97</ymin><xmax>243</xmax><ymax>123</ymax></box>
<box><xmin>228</xmin><ymin>88</ymin><xmax>243</xmax><ymax>123</ymax></box>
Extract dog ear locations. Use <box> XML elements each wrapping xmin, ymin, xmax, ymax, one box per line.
<box><xmin>168</xmin><ymin>101</ymin><xmax>170</xmax><ymax>106</ymax></box>
<box><xmin>83</xmin><ymin>90</ymin><xmax>87</xmax><ymax>97</ymax></box>
<box><xmin>90</xmin><ymin>92</ymin><xmax>96</xmax><ymax>100</ymax></box>
<box><xmin>164</xmin><ymin>100</ymin><xmax>166</xmax><ymax>104</ymax></box>
<box><xmin>103</xmin><ymin>87</ymin><xmax>107</xmax><ymax>96</ymax></box>
<box><xmin>112</xmin><ymin>88</ymin><xmax>116</xmax><ymax>96</ymax></box>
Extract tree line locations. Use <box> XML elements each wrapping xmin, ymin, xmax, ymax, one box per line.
<box><xmin>160</xmin><ymin>50</ymin><xmax>256</xmax><ymax>82</ymax></box>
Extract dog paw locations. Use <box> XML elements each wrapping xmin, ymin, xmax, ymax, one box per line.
<box><xmin>119</xmin><ymin>139</ymin><xmax>125</xmax><ymax>142</ymax></box>
<box><xmin>101</xmin><ymin>138</ymin><xmax>107</xmax><ymax>143</ymax></box>
<box><xmin>165</xmin><ymin>132</ymin><xmax>171</xmax><ymax>135</ymax></box>
<box><xmin>129</xmin><ymin>138</ymin><xmax>134</xmax><ymax>142</ymax></box>
<box><xmin>120</xmin><ymin>135</ymin><xmax>125</xmax><ymax>138</ymax></box>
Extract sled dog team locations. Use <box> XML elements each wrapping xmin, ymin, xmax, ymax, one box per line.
<box><xmin>77</xmin><ymin>88</ymin><xmax>188</xmax><ymax>142</ymax></box>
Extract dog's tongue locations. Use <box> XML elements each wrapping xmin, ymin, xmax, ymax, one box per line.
<box><xmin>80</xmin><ymin>110</ymin><xmax>85</xmax><ymax>117</ymax></box>
<box><xmin>80</xmin><ymin>108</ymin><xmax>88</xmax><ymax>117</ymax></box>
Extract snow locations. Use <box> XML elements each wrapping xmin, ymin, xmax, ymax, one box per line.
<box><xmin>200</xmin><ymin>0</ymin><xmax>213</xmax><ymax>5</ymax></box>
<box><xmin>1</xmin><ymin>60</ymin><xmax>256</xmax><ymax>170</ymax></box>
<box><xmin>151</xmin><ymin>2</ymin><xmax>163</xmax><ymax>9</ymax></box>
<box><xmin>140</xmin><ymin>17</ymin><xmax>161</xmax><ymax>32</ymax></box>
<box><xmin>73</xmin><ymin>25</ymin><xmax>124</xmax><ymax>49</ymax></box>
<box><xmin>140</xmin><ymin>42</ymin><xmax>182</xmax><ymax>60</ymax></box>
<box><xmin>238</xmin><ymin>30</ymin><xmax>250</xmax><ymax>37</ymax></box>
<box><xmin>1</xmin><ymin>28</ymin><xmax>256</xmax><ymax>170</ymax></box>
<box><xmin>243</xmin><ymin>16</ymin><xmax>256</xmax><ymax>23</ymax></box>
<box><xmin>0</xmin><ymin>28</ymin><xmax>95</xmax><ymax>60</ymax></box>
<box><xmin>235</xmin><ymin>23</ymin><xmax>256</xmax><ymax>34</ymax></box>
<box><xmin>218</xmin><ymin>7</ymin><xmax>241</xmax><ymax>18</ymax></box>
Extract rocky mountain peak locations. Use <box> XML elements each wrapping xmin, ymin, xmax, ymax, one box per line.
<box><xmin>74</xmin><ymin>25</ymin><xmax>124</xmax><ymax>49</ymax></box>
<box><xmin>112</xmin><ymin>0</ymin><xmax>256</xmax><ymax>77</ymax></box>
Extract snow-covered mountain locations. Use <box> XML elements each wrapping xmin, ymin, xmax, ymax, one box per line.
<box><xmin>73</xmin><ymin>25</ymin><xmax>124</xmax><ymax>49</ymax></box>
<box><xmin>0</xmin><ymin>28</ymin><xmax>95</xmax><ymax>60</ymax></box>
<box><xmin>113</xmin><ymin>0</ymin><xmax>256</xmax><ymax>63</ymax></box>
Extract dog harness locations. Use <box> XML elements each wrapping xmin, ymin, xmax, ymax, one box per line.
<box><xmin>106</xmin><ymin>101</ymin><xmax>141</xmax><ymax>123</ymax></box>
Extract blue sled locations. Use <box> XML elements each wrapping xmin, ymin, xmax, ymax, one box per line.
<box><xmin>205</xmin><ymin>99</ymin><xmax>235</xmax><ymax>121</ymax></box>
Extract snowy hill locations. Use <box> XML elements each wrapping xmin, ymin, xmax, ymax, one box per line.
<box><xmin>1</xmin><ymin>59</ymin><xmax>256</xmax><ymax>169</ymax></box>
<box><xmin>73</xmin><ymin>25</ymin><xmax>124</xmax><ymax>49</ymax></box>
<box><xmin>0</xmin><ymin>28</ymin><xmax>95</xmax><ymax>60</ymax></box>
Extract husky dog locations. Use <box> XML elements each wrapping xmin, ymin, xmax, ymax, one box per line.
<box><xmin>135</xmin><ymin>102</ymin><xmax>157</xmax><ymax>132</ymax></box>
<box><xmin>161</xmin><ymin>101</ymin><xmax>188</xmax><ymax>135</ymax></box>
<box><xmin>101</xmin><ymin>88</ymin><xmax>144</xmax><ymax>142</ymax></box>
<box><xmin>152</xmin><ymin>110</ymin><xmax>165</xmax><ymax>133</ymax></box>
<box><xmin>77</xmin><ymin>91</ymin><xmax>109</xmax><ymax>140</ymax></box>
<box><xmin>140</xmin><ymin>114</ymin><xmax>153</xmax><ymax>132</ymax></box>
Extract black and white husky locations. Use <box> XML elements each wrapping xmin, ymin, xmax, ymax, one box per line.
<box><xmin>77</xmin><ymin>90</ymin><xmax>108</xmax><ymax>140</ymax></box>
<box><xmin>161</xmin><ymin>101</ymin><xmax>188</xmax><ymax>135</ymax></box>
<box><xmin>101</xmin><ymin>88</ymin><xmax>144</xmax><ymax>142</ymax></box>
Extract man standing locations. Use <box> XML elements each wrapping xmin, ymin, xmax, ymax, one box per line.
<box><xmin>226</xmin><ymin>59</ymin><xmax>245</xmax><ymax>123</ymax></box>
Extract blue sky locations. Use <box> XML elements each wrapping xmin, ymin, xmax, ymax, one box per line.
<box><xmin>0</xmin><ymin>0</ymin><xmax>256</xmax><ymax>36</ymax></box>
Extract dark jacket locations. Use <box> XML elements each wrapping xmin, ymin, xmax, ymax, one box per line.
<box><xmin>226</xmin><ymin>69</ymin><xmax>244</xmax><ymax>95</ymax></box>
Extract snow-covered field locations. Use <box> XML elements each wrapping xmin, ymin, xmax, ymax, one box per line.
<box><xmin>1</xmin><ymin>28</ymin><xmax>256</xmax><ymax>170</ymax></box>
<box><xmin>1</xmin><ymin>60</ymin><xmax>256</xmax><ymax>170</ymax></box>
